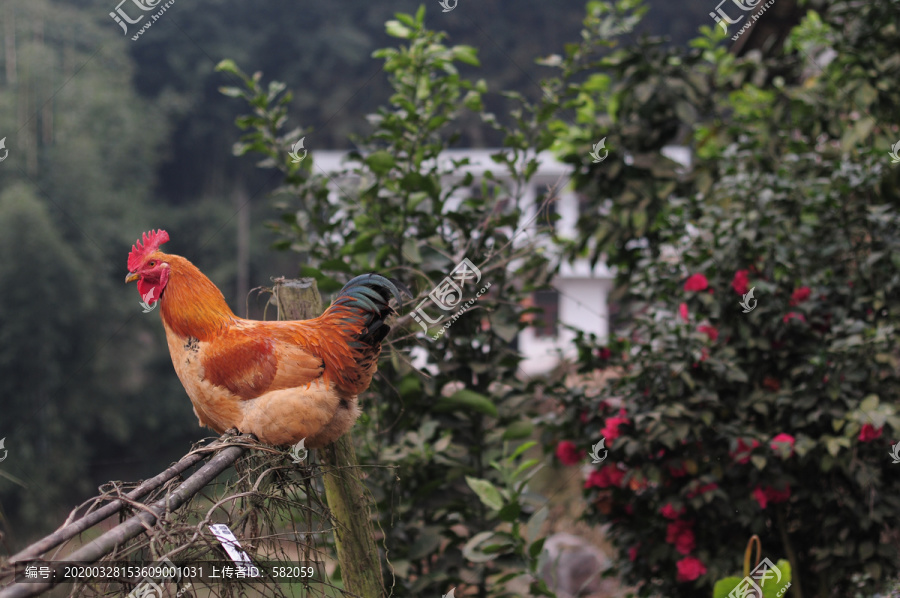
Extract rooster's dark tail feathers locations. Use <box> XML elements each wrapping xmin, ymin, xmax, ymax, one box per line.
<box><xmin>327</xmin><ymin>273</ymin><xmax>408</xmax><ymax>348</ymax></box>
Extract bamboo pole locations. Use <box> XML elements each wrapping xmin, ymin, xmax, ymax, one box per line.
<box><xmin>0</xmin><ymin>440</ymin><xmax>249</xmax><ymax>598</ymax></box>
<box><xmin>274</xmin><ymin>278</ymin><xmax>385</xmax><ymax>598</ymax></box>
<box><xmin>9</xmin><ymin>448</ymin><xmax>209</xmax><ymax>564</ymax></box>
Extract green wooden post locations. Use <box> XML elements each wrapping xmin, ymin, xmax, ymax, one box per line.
<box><xmin>274</xmin><ymin>278</ymin><xmax>385</xmax><ymax>598</ymax></box>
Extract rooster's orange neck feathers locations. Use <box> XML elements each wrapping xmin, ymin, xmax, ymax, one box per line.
<box><xmin>157</xmin><ymin>254</ymin><xmax>236</xmax><ymax>340</ymax></box>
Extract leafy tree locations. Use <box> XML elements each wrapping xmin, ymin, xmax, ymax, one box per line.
<box><xmin>217</xmin><ymin>6</ymin><xmax>575</xmax><ymax>595</ymax></box>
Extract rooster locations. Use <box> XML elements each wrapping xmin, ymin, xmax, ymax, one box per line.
<box><xmin>125</xmin><ymin>229</ymin><xmax>402</xmax><ymax>448</ymax></box>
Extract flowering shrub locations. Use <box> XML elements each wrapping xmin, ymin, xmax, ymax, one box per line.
<box><xmin>539</xmin><ymin>1</ymin><xmax>900</xmax><ymax>596</ymax></box>
<box><xmin>550</xmin><ymin>173</ymin><xmax>900</xmax><ymax>597</ymax></box>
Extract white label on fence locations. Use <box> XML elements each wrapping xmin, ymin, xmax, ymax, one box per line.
<box><xmin>208</xmin><ymin>524</ymin><xmax>259</xmax><ymax>576</ymax></box>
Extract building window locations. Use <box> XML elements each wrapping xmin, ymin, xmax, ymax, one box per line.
<box><xmin>535</xmin><ymin>193</ymin><xmax>558</xmax><ymax>230</ymax></box>
<box><xmin>532</xmin><ymin>289</ymin><xmax>559</xmax><ymax>338</ymax></box>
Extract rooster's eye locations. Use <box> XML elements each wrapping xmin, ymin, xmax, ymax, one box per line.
<box><xmin>148</xmin><ymin>261</ymin><xmax>156</xmax><ymax>267</ymax></box>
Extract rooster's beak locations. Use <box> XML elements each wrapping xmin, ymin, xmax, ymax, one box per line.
<box><xmin>125</xmin><ymin>272</ymin><xmax>140</xmax><ymax>284</ymax></box>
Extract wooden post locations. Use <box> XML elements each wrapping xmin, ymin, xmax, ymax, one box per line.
<box><xmin>274</xmin><ymin>278</ymin><xmax>385</xmax><ymax>598</ymax></box>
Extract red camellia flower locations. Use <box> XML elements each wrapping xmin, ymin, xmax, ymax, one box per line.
<box><xmin>752</xmin><ymin>486</ymin><xmax>769</xmax><ymax>509</ymax></box>
<box><xmin>666</xmin><ymin>520</ymin><xmax>696</xmax><ymax>555</ymax></box>
<box><xmin>679</xmin><ymin>302</ymin><xmax>689</xmax><ymax>321</ymax></box>
<box><xmin>584</xmin><ymin>470</ymin><xmax>605</xmax><ymax>489</ymax></box>
<box><xmin>790</xmin><ymin>286</ymin><xmax>811</xmax><ymax>306</ymax></box>
<box><xmin>763</xmin><ymin>376</ymin><xmax>781</xmax><ymax>392</ymax></box>
<box><xmin>666</xmin><ymin>521</ymin><xmax>697</xmax><ymax>555</ymax></box>
<box><xmin>698</xmin><ymin>324</ymin><xmax>719</xmax><ymax>341</ymax></box>
<box><xmin>628</xmin><ymin>545</ymin><xmax>639</xmax><ymax>562</ymax></box>
<box><xmin>732</xmin><ymin>270</ymin><xmax>750</xmax><ymax>295</ymax></box>
<box><xmin>783</xmin><ymin>312</ymin><xmax>806</xmax><ymax>324</ymax></box>
<box><xmin>753</xmin><ymin>484</ymin><xmax>791</xmax><ymax>509</ymax></box>
<box><xmin>602</xmin><ymin>415</ymin><xmax>630</xmax><ymax>443</ymax></box>
<box><xmin>660</xmin><ymin>503</ymin><xmax>686</xmax><ymax>520</ymax></box>
<box><xmin>556</xmin><ymin>441</ymin><xmax>585</xmax><ymax>466</ymax></box>
<box><xmin>859</xmin><ymin>423</ymin><xmax>883</xmax><ymax>442</ymax></box>
<box><xmin>675</xmin><ymin>530</ymin><xmax>695</xmax><ymax>555</ymax></box>
<box><xmin>676</xmin><ymin>556</ymin><xmax>707</xmax><ymax>582</ymax></box>
<box><xmin>770</xmin><ymin>433</ymin><xmax>795</xmax><ymax>456</ymax></box>
<box><xmin>596</xmin><ymin>347</ymin><xmax>612</xmax><ymax>360</ymax></box>
<box><xmin>684</xmin><ymin>273</ymin><xmax>709</xmax><ymax>292</ymax></box>
<box><xmin>584</xmin><ymin>464</ymin><xmax>626</xmax><ymax>489</ymax></box>
<box><xmin>729</xmin><ymin>438</ymin><xmax>760</xmax><ymax>464</ymax></box>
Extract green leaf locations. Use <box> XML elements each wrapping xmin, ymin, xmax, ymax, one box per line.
<box><xmin>394</xmin><ymin>12</ymin><xmax>416</xmax><ymax>27</ymax></box>
<box><xmin>462</xmin><ymin>531</ymin><xmax>498</xmax><ymax>563</ymax></box>
<box><xmin>751</xmin><ymin>455</ymin><xmax>767</xmax><ymax>470</ymax></box>
<box><xmin>860</xmin><ymin>394</ymin><xmax>879</xmax><ymax>412</ymax></box>
<box><xmin>529</xmin><ymin>537</ymin><xmax>546</xmax><ymax>560</ymax></box>
<box><xmin>466</xmin><ymin>476</ymin><xmax>504</xmax><ymax>510</ymax></box>
<box><xmin>509</xmin><ymin>440</ymin><xmax>538</xmax><ymax>461</ymax></box>
<box><xmin>214</xmin><ymin>59</ymin><xmax>242</xmax><ymax>76</ymax></box>
<box><xmin>713</xmin><ymin>577</ymin><xmax>744</xmax><ymax>598</ymax></box>
<box><xmin>397</xmin><ymin>375</ymin><xmax>421</xmax><ymax>397</ymax></box>
<box><xmin>452</xmin><ymin>45</ymin><xmax>480</xmax><ymax>66</ymax></box>
<box><xmin>498</xmin><ymin>502</ymin><xmax>521</xmax><ymax>522</ymax></box>
<box><xmin>512</xmin><ymin>459</ymin><xmax>541</xmax><ymax>480</ymax></box>
<box><xmin>435</xmin><ymin>390</ymin><xmax>498</xmax><ymax>417</ymax></box>
<box><xmin>526</xmin><ymin>506</ymin><xmax>549</xmax><ymax>543</ymax></box>
<box><xmin>401</xmin><ymin>237</ymin><xmax>422</xmax><ymax>264</ymax></box>
<box><xmin>218</xmin><ymin>86</ymin><xmax>244</xmax><ymax>98</ymax></box>
<box><xmin>463</xmin><ymin>90</ymin><xmax>483</xmax><ymax>112</ymax></box>
<box><xmin>502</xmin><ymin>419</ymin><xmax>534</xmax><ymax>440</ymax></box>
<box><xmin>761</xmin><ymin>560</ymin><xmax>792</xmax><ymax>598</ymax></box>
<box><xmin>385</xmin><ymin>20</ymin><xmax>412</xmax><ymax>39</ymax></box>
<box><xmin>365</xmin><ymin>150</ymin><xmax>396</xmax><ymax>176</ymax></box>
<box><xmin>825</xmin><ymin>436</ymin><xmax>842</xmax><ymax>457</ymax></box>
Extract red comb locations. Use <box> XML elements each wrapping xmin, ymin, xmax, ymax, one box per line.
<box><xmin>128</xmin><ymin>229</ymin><xmax>169</xmax><ymax>271</ymax></box>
